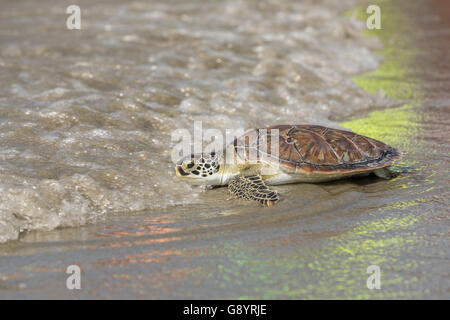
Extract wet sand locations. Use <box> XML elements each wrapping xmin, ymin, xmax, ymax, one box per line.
<box><xmin>1</xmin><ymin>0</ymin><xmax>449</xmax><ymax>299</ymax></box>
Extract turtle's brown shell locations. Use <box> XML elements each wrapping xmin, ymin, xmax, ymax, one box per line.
<box><xmin>233</xmin><ymin>125</ymin><xmax>402</xmax><ymax>174</ymax></box>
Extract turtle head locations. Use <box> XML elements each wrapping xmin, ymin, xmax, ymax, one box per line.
<box><xmin>175</xmin><ymin>152</ymin><xmax>224</xmax><ymax>185</ymax></box>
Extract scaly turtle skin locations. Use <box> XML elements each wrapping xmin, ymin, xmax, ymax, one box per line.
<box><xmin>175</xmin><ymin>125</ymin><xmax>403</xmax><ymax>206</ymax></box>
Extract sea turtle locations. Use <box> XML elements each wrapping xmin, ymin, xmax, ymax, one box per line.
<box><xmin>175</xmin><ymin>125</ymin><xmax>402</xmax><ymax>206</ymax></box>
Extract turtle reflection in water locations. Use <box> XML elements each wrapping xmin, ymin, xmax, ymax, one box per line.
<box><xmin>175</xmin><ymin>125</ymin><xmax>402</xmax><ymax>206</ymax></box>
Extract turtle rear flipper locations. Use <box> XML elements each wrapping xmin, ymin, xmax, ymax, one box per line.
<box><xmin>228</xmin><ymin>175</ymin><xmax>279</xmax><ymax>206</ymax></box>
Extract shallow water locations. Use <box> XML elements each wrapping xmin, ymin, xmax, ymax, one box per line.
<box><xmin>0</xmin><ymin>0</ymin><xmax>449</xmax><ymax>299</ymax></box>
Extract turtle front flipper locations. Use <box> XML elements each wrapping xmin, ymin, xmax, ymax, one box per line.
<box><xmin>228</xmin><ymin>175</ymin><xmax>279</xmax><ymax>206</ymax></box>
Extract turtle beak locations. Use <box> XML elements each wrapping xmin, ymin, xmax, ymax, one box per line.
<box><xmin>175</xmin><ymin>165</ymin><xmax>190</xmax><ymax>177</ymax></box>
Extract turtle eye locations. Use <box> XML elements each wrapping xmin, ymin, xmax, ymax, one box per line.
<box><xmin>186</xmin><ymin>162</ymin><xmax>194</xmax><ymax>169</ymax></box>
